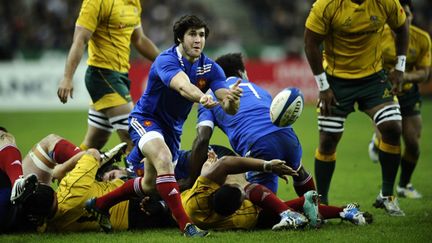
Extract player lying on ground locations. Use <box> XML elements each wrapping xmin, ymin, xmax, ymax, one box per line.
<box><xmin>21</xmin><ymin>133</ymin><xmax>126</xmax><ymax>185</ymax></box>
<box><xmin>141</xmin><ymin>150</ymin><xmax>372</xmax><ymax>230</ymax></box>
<box><xmin>19</xmin><ymin>148</ymin><xmax>179</xmax><ymax>232</ymax></box>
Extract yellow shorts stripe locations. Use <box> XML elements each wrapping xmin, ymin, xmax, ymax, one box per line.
<box><xmin>93</xmin><ymin>93</ymin><xmax>128</xmax><ymax>111</ymax></box>
<box><xmin>315</xmin><ymin>149</ymin><xmax>336</xmax><ymax>162</ymax></box>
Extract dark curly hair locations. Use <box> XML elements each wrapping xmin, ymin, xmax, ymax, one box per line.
<box><xmin>215</xmin><ymin>53</ymin><xmax>245</xmax><ymax>78</ymax></box>
<box><xmin>173</xmin><ymin>15</ymin><xmax>209</xmax><ymax>45</ymax></box>
<box><xmin>22</xmin><ymin>184</ymin><xmax>56</xmax><ymax>226</ymax></box>
<box><xmin>210</xmin><ymin>184</ymin><xmax>243</xmax><ymax>216</ymax></box>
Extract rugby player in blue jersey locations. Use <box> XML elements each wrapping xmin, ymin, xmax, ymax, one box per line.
<box><xmin>191</xmin><ymin>53</ymin><xmax>316</xmax><ymax>195</ymax></box>
<box><xmin>85</xmin><ymin>15</ymin><xmax>242</xmax><ymax>237</ymax></box>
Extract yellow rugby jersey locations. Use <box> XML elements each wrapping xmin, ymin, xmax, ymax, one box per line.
<box><xmin>382</xmin><ymin>25</ymin><xmax>431</xmax><ymax>71</ymax></box>
<box><xmin>181</xmin><ymin>176</ymin><xmax>260</xmax><ymax>230</ymax></box>
<box><xmin>76</xmin><ymin>0</ymin><xmax>142</xmax><ymax>72</ymax></box>
<box><xmin>306</xmin><ymin>0</ymin><xmax>406</xmax><ymax>79</ymax></box>
<box><xmin>47</xmin><ymin>154</ymin><xmax>129</xmax><ymax>232</ymax></box>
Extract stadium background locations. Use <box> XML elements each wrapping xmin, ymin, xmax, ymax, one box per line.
<box><xmin>1</xmin><ymin>0</ymin><xmax>431</xmax><ymax>241</ymax></box>
<box><xmin>1</xmin><ymin>0</ymin><xmax>432</xmax><ymax>110</ymax></box>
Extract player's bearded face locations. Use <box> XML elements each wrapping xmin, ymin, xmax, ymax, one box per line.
<box><xmin>182</xmin><ymin>27</ymin><xmax>206</xmax><ymax>59</ymax></box>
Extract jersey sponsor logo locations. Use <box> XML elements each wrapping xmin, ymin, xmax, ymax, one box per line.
<box><xmin>118</xmin><ymin>22</ymin><xmax>138</xmax><ymax>29</ymax></box>
<box><xmin>143</xmin><ymin>120</ymin><xmax>152</xmax><ymax>127</ymax></box>
<box><xmin>340</xmin><ymin>29</ymin><xmax>379</xmax><ymax>37</ymax></box>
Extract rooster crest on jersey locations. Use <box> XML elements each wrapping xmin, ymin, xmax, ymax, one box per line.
<box><xmin>270</xmin><ymin>87</ymin><xmax>304</xmax><ymax>127</ymax></box>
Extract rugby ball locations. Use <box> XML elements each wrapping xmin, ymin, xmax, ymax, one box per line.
<box><xmin>270</xmin><ymin>87</ymin><xmax>304</xmax><ymax>127</ymax></box>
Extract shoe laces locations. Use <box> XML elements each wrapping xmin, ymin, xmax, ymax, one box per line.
<box><xmin>281</xmin><ymin>210</ymin><xmax>307</xmax><ymax>227</ymax></box>
<box><xmin>342</xmin><ymin>204</ymin><xmax>360</xmax><ymax>219</ymax></box>
<box><xmin>184</xmin><ymin>223</ymin><xmax>201</xmax><ymax>236</ymax></box>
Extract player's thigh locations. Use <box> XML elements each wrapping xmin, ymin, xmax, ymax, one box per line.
<box><xmin>82</xmin><ymin>125</ymin><xmax>111</xmax><ymax>149</ymax></box>
<box><xmin>358</xmin><ymin>72</ymin><xmax>396</xmax><ymax>118</ymax></box>
<box><xmin>103</xmin><ymin>102</ymin><xmax>133</xmax><ymax>117</ymax></box>
<box><xmin>129</xmin><ymin>117</ymin><xmax>180</xmax><ymax>164</ymax></box>
<box><xmin>85</xmin><ymin>66</ymin><xmax>131</xmax><ymax>111</ymax></box>
<box><xmin>141</xmin><ymin>137</ymin><xmax>173</xmax><ymax>174</ymax></box>
<box><xmin>37</xmin><ymin>134</ymin><xmax>63</xmax><ymax>151</ymax></box>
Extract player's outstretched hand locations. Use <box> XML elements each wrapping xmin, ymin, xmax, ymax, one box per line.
<box><xmin>268</xmin><ymin>159</ymin><xmax>298</xmax><ymax>184</ymax></box>
<box><xmin>220</xmin><ymin>79</ymin><xmax>243</xmax><ymax>114</ymax></box>
<box><xmin>200</xmin><ymin>94</ymin><xmax>218</xmax><ymax>109</ymax></box>
<box><xmin>229</xmin><ymin>79</ymin><xmax>243</xmax><ymax>100</ymax></box>
<box><xmin>57</xmin><ymin>78</ymin><xmax>74</xmax><ymax>104</ymax></box>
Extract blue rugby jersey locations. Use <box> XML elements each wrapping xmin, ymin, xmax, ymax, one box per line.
<box><xmin>197</xmin><ymin>76</ymin><xmax>288</xmax><ymax>156</ymax></box>
<box><xmin>131</xmin><ymin>45</ymin><xmax>227</xmax><ymax>134</ymax></box>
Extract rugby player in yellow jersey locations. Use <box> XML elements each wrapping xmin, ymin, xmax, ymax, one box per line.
<box><xmin>57</xmin><ymin>0</ymin><xmax>160</xmax><ymax>153</ymax></box>
<box><xmin>20</xmin><ymin>149</ymin><xmax>175</xmax><ymax>232</ymax></box>
<box><xmin>177</xmin><ymin>150</ymin><xmax>372</xmax><ymax>230</ymax></box>
<box><xmin>368</xmin><ymin>0</ymin><xmax>431</xmax><ymax>199</ymax></box>
<box><xmin>304</xmin><ymin>0</ymin><xmax>409</xmax><ymax>216</ymax></box>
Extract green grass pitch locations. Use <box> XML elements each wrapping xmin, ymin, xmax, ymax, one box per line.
<box><xmin>1</xmin><ymin>101</ymin><xmax>431</xmax><ymax>242</ymax></box>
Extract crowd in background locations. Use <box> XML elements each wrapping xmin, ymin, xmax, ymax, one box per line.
<box><xmin>1</xmin><ymin>0</ymin><xmax>431</xmax><ymax>60</ymax></box>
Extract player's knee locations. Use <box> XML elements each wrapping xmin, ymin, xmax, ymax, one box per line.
<box><xmin>41</xmin><ymin>134</ymin><xmax>62</xmax><ymax>146</ymax></box>
<box><xmin>404</xmin><ymin>139</ymin><xmax>420</xmax><ymax>158</ymax></box>
<box><xmin>379</xmin><ymin>121</ymin><xmax>402</xmax><ymax>142</ymax></box>
<box><xmin>374</xmin><ymin>104</ymin><xmax>402</xmax><ymax>140</ymax></box>
<box><xmin>152</xmin><ymin>152</ymin><xmax>173</xmax><ymax>172</ymax></box>
<box><xmin>86</xmin><ymin>148</ymin><xmax>101</xmax><ymax>161</ymax></box>
<box><xmin>319</xmin><ymin>134</ymin><xmax>339</xmax><ymax>153</ymax></box>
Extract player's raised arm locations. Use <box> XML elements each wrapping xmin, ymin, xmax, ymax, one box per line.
<box><xmin>169</xmin><ymin>71</ymin><xmax>218</xmax><ymax>108</ymax></box>
<box><xmin>202</xmin><ymin>152</ymin><xmax>298</xmax><ymax>186</ymax></box>
<box><xmin>57</xmin><ymin>26</ymin><xmax>92</xmax><ymax>104</ymax></box>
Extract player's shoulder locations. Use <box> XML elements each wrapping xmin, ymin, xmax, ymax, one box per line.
<box><xmin>311</xmin><ymin>0</ymin><xmax>340</xmax><ymax>11</ymax></box>
<box><xmin>153</xmin><ymin>46</ymin><xmax>179</xmax><ymax>65</ymax></box>
<box><xmin>200</xmin><ymin>53</ymin><xmax>218</xmax><ymax>68</ymax></box>
<box><xmin>158</xmin><ymin>46</ymin><xmax>177</xmax><ymax>59</ymax></box>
